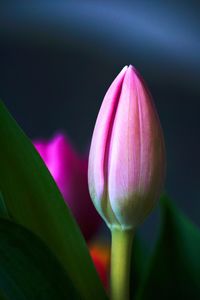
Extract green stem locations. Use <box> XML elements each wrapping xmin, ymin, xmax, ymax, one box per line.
<box><xmin>110</xmin><ymin>228</ymin><xmax>134</xmax><ymax>300</ymax></box>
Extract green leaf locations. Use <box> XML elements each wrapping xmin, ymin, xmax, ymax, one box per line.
<box><xmin>0</xmin><ymin>290</ymin><xmax>10</xmax><ymax>300</ymax></box>
<box><xmin>136</xmin><ymin>195</ymin><xmax>200</xmax><ymax>299</ymax></box>
<box><xmin>0</xmin><ymin>218</ymin><xmax>80</xmax><ymax>300</ymax></box>
<box><xmin>130</xmin><ymin>234</ymin><xmax>149</xmax><ymax>299</ymax></box>
<box><xmin>0</xmin><ymin>192</ymin><xmax>10</xmax><ymax>218</ymax></box>
<box><xmin>0</xmin><ymin>101</ymin><xmax>107</xmax><ymax>300</ymax></box>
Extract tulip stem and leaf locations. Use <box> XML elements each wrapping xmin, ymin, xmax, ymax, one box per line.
<box><xmin>110</xmin><ymin>228</ymin><xmax>134</xmax><ymax>300</ymax></box>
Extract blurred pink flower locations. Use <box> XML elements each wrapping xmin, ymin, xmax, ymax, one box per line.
<box><xmin>33</xmin><ymin>133</ymin><xmax>101</xmax><ymax>240</ymax></box>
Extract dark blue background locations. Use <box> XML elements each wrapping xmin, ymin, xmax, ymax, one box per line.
<box><xmin>0</xmin><ymin>0</ymin><xmax>199</xmax><ymax>243</ymax></box>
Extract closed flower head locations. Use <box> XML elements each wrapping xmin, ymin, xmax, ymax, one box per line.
<box><xmin>88</xmin><ymin>65</ymin><xmax>166</xmax><ymax>230</ymax></box>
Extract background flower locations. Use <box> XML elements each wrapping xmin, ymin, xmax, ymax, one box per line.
<box><xmin>34</xmin><ymin>133</ymin><xmax>101</xmax><ymax>240</ymax></box>
<box><xmin>89</xmin><ymin>242</ymin><xmax>110</xmax><ymax>290</ymax></box>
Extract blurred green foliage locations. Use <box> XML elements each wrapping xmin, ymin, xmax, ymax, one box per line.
<box><xmin>135</xmin><ymin>196</ymin><xmax>200</xmax><ymax>300</ymax></box>
<box><xmin>0</xmin><ymin>218</ymin><xmax>79</xmax><ymax>299</ymax></box>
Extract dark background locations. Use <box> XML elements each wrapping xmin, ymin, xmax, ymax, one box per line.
<box><xmin>0</xmin><ymin>0</ymin><xmax>199</xmax><ymax>244</ymax></box>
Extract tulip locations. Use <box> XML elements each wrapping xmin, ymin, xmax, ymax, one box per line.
<box><xmin>34</xmin><ymin>133</ymin><xmax>101</xmax><ymax>240</ymax></box>
<box><xmin>88</xmin><ymin>65</ymin><xmax>165</xmax><ymax>230</ymax></box>
<box><xmin>88</xmin><ymin>65</ymin><xmax>166</xmax><ymax>300</ymax></box>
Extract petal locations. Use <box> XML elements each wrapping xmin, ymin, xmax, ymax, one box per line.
<box><xmin>108</xmin><ymin>66</ymin><xmax>141</xmax><ymax>227</ymax></box>
<box><xmin>88</xmin><ymin>66</ymin><xmax>128</xmax><ymax>220</ymax></box>
<box><xmin>34</xmin><ymin>140</ymin><xmax>48</xmax><ymax>163</ymax></box>
<box><xmin>108</xmin><ymin>66</ymin><xmax>165</xmax><ymax>227</ymax></box>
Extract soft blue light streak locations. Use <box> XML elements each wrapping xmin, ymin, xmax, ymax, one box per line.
<box><xmin>1</xmin><ymin>1</ymin><xmax>199</xmax><ymax>70</ymax></box>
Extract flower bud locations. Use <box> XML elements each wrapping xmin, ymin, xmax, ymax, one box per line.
<box><xmin>88</xmin><ymin>65</ymin><xmax>166</xmax><ymax>230</ymax></box>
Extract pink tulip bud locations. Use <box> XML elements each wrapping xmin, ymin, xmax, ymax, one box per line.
<box><xmin>88</xmin><ymin>65</ymin><xmax>166</xmax><ymax>230</ymax></box>
<box><xmin>33</xmin><ymin>134</ymin><xmax>101</xmax><ymax>239</ymax></box>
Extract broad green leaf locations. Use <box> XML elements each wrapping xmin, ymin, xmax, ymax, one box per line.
<box><xmin>136</xmin><ymin>195</ymin><xmax>200</xmax><ymax>299</ymax></box>
<box><xmin>0</xmin><ymin>101</ymin><xmax>107</xmax><ymax>300</ymax></box>
<box><xmin>0</xmin><ymin>192</ymin><xmax>10</xmax><ymax>218</ymax></box>
<box><xmin>0</xmin><ymin>218</ymin><xmax>80</xmax><ymax>299</ymax></box>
